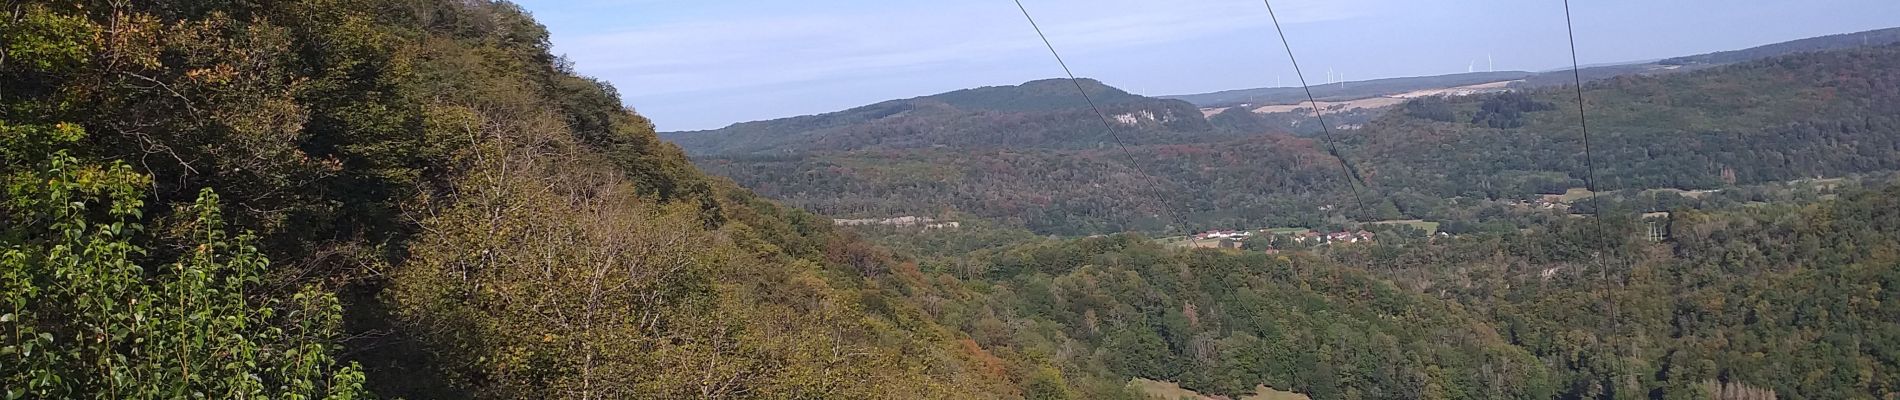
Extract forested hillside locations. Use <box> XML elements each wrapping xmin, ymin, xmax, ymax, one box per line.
<box><xmin>1514</xmin><ymin>26</ymin><xmax>1900</xmax><ymax>88</ymax></box>
<box><xmin>696</xmin><ymin>135</ymin><xmax>1356</xmax><ymax>235</ymax></box>
<box><xmin>2</xmin><ymin>1</ymin><xmax>1016</xmax><ymax>397</ymax></box>
<box><xmin>1661</xmin><ymin>27</ymin><xmax>1900</xmax><ymax>66</ymax></box>
<box><xmin>662</xmin><ymin>78</ymin><xmax>1222</xmax><ymax>155</ymax></box>
<box><xmin>697</xmin><ymin>44</ymin><xmax>1900</xmax><ymax>236</ymax></box>
<box><xmin>858</xmin><ymin>181</ymin><xmax>1900</xmax><ymax>399</ymax></box>
<box><xmin>1365</xmin><ymin>45</ymin><xmax>1900</xmax><ymax>197</ymax></box>
<box><xmin>877</xmin><ymin>234</ymin><xmax>1557</xmax><ymax>399</ymax></box>
<box><xmin>1343</xmin><ymin>183</ymin><xmax>1900</xmax><ymax>399</ymax></box>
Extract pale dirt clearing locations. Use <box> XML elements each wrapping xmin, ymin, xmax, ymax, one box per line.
<box><xmin>1195</xmin><ymin>80</ymin><xmax>1520</xmax><ymax>116</ymax></box>
<box><xmin>1251</xmin><ymin>96</ymin><xmax>1406</xmax><ymax>114</ymax></box>
<box><xmin>1390</xmin><ymin>80</ymin><xmax>1515</xmax><ymax>98</ymax></box>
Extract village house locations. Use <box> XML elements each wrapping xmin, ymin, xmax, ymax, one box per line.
<box><xmin>1281</xmin><ymin>230</ymin><xmax>1375</xmax><ymax>246</ymax></box>
<box><xmin>833</xmin><ymin>216</ymin><xmax>961</xmax><ymax>230</ymax></box>
<box><xmin>1325</xmin><ymin>231</ymin><xmax>1374</xmax><ymax>244</ymax></box>
<box><xmin>1292</xmin><ymin>231</ymin><xmax>1323</xmax><ymax>244</ymax></box>
<box><xmin>1193</xmin><ymin>230</ymin><xmax>1254</xmax><ymax>241</ymax></box>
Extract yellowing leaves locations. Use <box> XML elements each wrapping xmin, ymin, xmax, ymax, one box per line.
<box><xmin>1</xmin><ymin>5</ymin><xmax>99</xmax><ymax>71</ymax></box>
<box><xmin>183</xmin><ymin>64</ymin><xmax>239</xmax><ymax>85</ymax></box>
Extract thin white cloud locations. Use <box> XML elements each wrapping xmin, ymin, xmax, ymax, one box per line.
<box><xmin>552</xmin><ymin>0</ymin><xmax>1371</xmax><ymax>97</ymax></box>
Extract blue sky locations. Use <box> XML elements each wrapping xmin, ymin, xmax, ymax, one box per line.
<box><xmin>514</xmin><ymin>0</ymin><xmax>1900</xmax><ymax>132</ymax></box>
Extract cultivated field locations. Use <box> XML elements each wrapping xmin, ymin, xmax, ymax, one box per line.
<box><xmin>1370</xmin><ymin>219</ymin><xmax>1441</xmax><ymax>234</ymax></box>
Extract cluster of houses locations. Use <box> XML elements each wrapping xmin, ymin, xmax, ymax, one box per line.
<box><xmin>833</xmin><ymin>216</ymin><xmax>961</xmax><ymax>230</ymax></box>
<box><xmin>1191</xmin><ymin>230</ymin><xmax>1255</xmax><ymax>241</ymax></box>
<box><xmin>1300</xmin><ymin>230</ymin><xmax>1377</xmax><ymax>245</ymax></box>
<box><xmin>1503</xmin><ymin>197</ymin><xmax>1571</xmax><ymax>211</ymax></box>
<box><xmin>1191</xmin><ymin>229</ymin><xmax>1378</xmax><ymax>247</ymax></box>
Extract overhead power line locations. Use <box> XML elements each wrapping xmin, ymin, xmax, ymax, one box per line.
<box><xmin>1010</xmin><ymin>0</ymin><xmax>1198</xmax><ymax>241</ymax></box>
<box><xmin>1562</xmin><ymin>0</ymin><xmax>1605</xmax><ymax>220</ymax></box>
<box><xmin>1256</xmin><ymin>0</ymin><xmax>1372</xmax><ymax>221</ymax></box>
<box><xmin>1562</xmin><ymin>0</ymin><xmax>1630</xmax><ymax>391</ymax></box>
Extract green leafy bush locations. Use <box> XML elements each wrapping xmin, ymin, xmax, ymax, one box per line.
<box><xmin>2</xmin><ymin>125</ymin><xmax>364</xmax><ymax>399</ymax></box>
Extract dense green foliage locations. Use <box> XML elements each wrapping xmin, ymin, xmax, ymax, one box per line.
<box><xmin>1469</xmin><ymin>92</ymin><xmax>1557</xmax><ymax>129</ymax></box>
<box><xmin>874</xmin><ymin>235</ymin><xmax>1555</xmax><ymax>399</ymax></box>
<box><xmin>833</xmin><ymin>181</ymin><xmax>1900</xmax><ymax>400</ymax></box>
<box><xmin>1331</xmin><ymin>184</ymin><xmax>1900</xmax><ymax>399</ymax></box>
<box><xmin>1207</xmin><ymin>104</ymin><xmax>1387</xmax><ymax>136</ymax></box>
<box><xmin>2</xmin><ymin>124</ymin><xmax>364</xmax><ymax>398</ymax></box>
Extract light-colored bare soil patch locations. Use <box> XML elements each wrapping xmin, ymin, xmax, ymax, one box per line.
<box><xmin>1252</xmin><ymin>96</ymin><xmax>1406</xmax><ymax>114</ymax></box>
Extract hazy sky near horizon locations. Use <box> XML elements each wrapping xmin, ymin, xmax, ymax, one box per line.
<box><xmin>513</xmin><ymin>0</ymin><xmax>1900</xmax><ymax>131</ymax></box>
